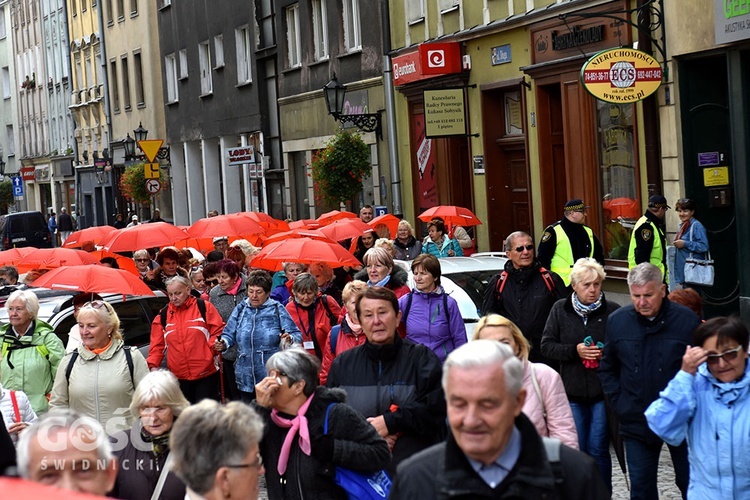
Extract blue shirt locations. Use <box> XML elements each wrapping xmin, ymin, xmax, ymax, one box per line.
<box><xmin>466</xmin><ymin>426</ymin><xmax>522</xmax><ymax>488</ymax></box>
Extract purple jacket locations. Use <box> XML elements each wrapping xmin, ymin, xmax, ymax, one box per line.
<box><xmin>399</xmin><ymin>287</ymin><xmax>467</xmax><ymax>363</ymax></box>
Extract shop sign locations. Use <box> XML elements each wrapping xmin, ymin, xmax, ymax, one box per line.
<box><xmin>580</xmin><ymin>48</ymin><xmax>662</xmax><ymax>103</ymax></box>
<box><xmin>424</xmin><ymin>88</ymin><xmax>467</xmax><ymax>137</ymax></box>
<box><xmin>226</xmin><ymin>146</ymin><xmax>255</xmax><ymax>166</ymax></box>
<box><xmin>419</xmin><ymin>42</ymin><xmax>462</xmax><ymax>75</ymax></box>
<box><xmin>715</xmin><ymin>0</ymin><xmax>750</xmax><ymax>45</ymax></box>
<box><xmin>21</xmin><ymin>167</ymin><xmax>35</xmax><ymax>181</ymax></box>
<box><xmin>34</xmin><ymin>166</ymin><xmax>50</xmax><ymax>181</ymax></box>
<box><xmin>703</xmin><ymin>166</ymin><xmax>730</xmax><ymax>186</ymax></box>
<box><xmin>491</xmin><ymin>44</ymin><xmax>512</xmax><ymax>66</ymax></box>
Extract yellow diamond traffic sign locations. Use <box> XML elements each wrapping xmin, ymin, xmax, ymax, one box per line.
<box><xmin>144</xmin><ymin>162</ymin><xmax>160</xmax><ymax>179</ymax></box>
<box><xmin>138</xmin><ymin>139</ymin><xmax>163</xmax><ymax>163</ymax></box>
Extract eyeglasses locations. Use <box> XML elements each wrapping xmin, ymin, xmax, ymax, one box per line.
<box><xmin>83</xmin><ymin>300</ymin><xmax>108</xmax><ymax>310</ymax></box>
<box><xmin>225</xmin><ymin>453</ymin><xmax>263</xmax><ymax>471</ymax></box>
<box><xmin>140</xmin><ymin>406</ymin><xmax>171</xmax><ymax>415</ymax></box>
<box><xmin>706</xmin><ymin>345</ymin><xmax>743</xmax><ymax>365</ymax></box>
<box><xmin>514</xmin><ymin>245</ymin><xmax>535</xmax><ymax>253</ymax></box>
<box><xmin>134</xmin><ymin>258</ymin><xmax>150</xmax><ymax>263</ymax></box>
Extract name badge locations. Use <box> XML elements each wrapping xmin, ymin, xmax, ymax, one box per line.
<box><xmin>303</xmin><ymin>341</ymin><xmax>315</xmax><ymax>350</ymax></box>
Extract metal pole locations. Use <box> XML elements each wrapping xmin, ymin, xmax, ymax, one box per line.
<box><xmin>381</xmin><ymin>0</ymin><xmax>402</xmax><ymax>217</ymax></box>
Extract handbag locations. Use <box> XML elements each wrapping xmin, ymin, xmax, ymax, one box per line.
<box><xmin>683</xmin><ymin>224</ymin><xmax>714</xmax><ymax>286</ymax></box>
<box><xmin>323</xmin><ymin>403</ymin><xmax>391</xmax><ymax>499</ymax></box>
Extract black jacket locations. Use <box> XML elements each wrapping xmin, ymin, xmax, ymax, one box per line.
<box><xmin>537</xmin><ymin>217</ymin><xmax>605</xmax><ymax>271</ymax></box>
<box><xmin>393</xmin><ymin>236</ymin><xmax>422</xmax><ymax>261</ymax></box>
<box><xmin>256</xmin><ymin>386</ymin><xmax>390</xmax><ymax>500</ymax></box>
<box><xmin>598</xmin><ymin>299</ymin><xmax>700</xmax><ymax>443</ymax></box>
<box><xmin>390</xmin><ymin>413</ymin><xmax>608</xmax><ymax>499</ymax></box>
<box><xmin>632</xmin><ymin>209</ymin><xmax>667</xmax><ymax>269</ymax></box>
<box><xmin>540</xmin><ymin>296</ymin><xmax>620</xmax><ymax>402</ymax></box>
<box><xmin>481</xmin><ymin>260</ymin><xmax>566</xmax><ymax>364</ymax></box>
<box><xmin>353</xmin><ymin>265</ymin><xmax>409</xmax><ymax>291</ymax></box>
<box><xmin>326</xmin><ymin>335</ymin><xmax>445</xmax><ymax>475</ymax></box>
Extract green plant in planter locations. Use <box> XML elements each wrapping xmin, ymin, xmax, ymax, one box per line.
<box><xmin>0</xmin><ymin>181</ymin><xmax>12</xmax><ymax>214</ymax></box>
<box><xmin>120</xmin><ymin>163</ymin><xmax>167</xmax><ymax>203</ymax></box>
<box><xmin>311</xmin><ymin>129</ymin><xmax>371</xmax><ymax>208</ymax></box>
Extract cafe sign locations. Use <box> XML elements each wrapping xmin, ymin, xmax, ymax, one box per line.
<box><xmin>580</xmin><ymin>48</ymin><xmax>662</xmax><ymax>103</ymax></box>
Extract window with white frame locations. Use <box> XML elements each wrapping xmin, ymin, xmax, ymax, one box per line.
<box><xmin>130</xmin><ymin>0</ymin><xmax>138</xmax><ymax>15</ymax></box>
<box><xmin>312</xmin><ymin>0</ymin><xmax>328</xmax><ymax>61</ymax></box>
<box><xmin>134</xmin><ymin>52</ymin><xmax>144</xmax><ymax>106</ymax></box>
<box><xmin>74</xmin><ymin>53</ymin><xmax>83</xmax><ymax>91</ymax></box>
<box><xmin>285</xmin><ymin>4</ymin><xmax>301</xmax><ymax>68</ymax></box>
<box><xmin>343</xmin><ymin>0</ymin><xmax>361</xmax><ymax>51</ymax></box>
<box><xmin>6</xmin><ymin>125</ymin><xmax>14</xmax><ymax>156</ymax></box>
<box><xmin>214</xmin><ymin>35</ymin><xmax>224</xmax><ymax>68</ymax></box>
<box><xmin>0</xmin><ymin>7</ymin><xmax>6</xmax><ymax>39</ymax></box>
<box><xmin>235</xmin><ymin>26</ymin><xmax>252</xmax><ymax>84</ymax></box>
<box><xmin>198</xmin><ymin>41</ymin><xmax>212</xmax><ymax>95</ymax></box>
<box><xmin>2</xmin><ymin>67</ymin><xmax>9</xmax><ymax>99</ymax></box>
<box><xmin>109</xmin><ymin>58</ymin><xmax>119</xmax><ymax>111</ymax></box>
<box><xmin>178</xmin><ymin>49</ymin><xmax>187</xmax><ymax>79</ymax></box>
<box><xmin>121</xmin><ymin>55</ymin><xmax>131</xmax><ymax>110</ymax></box>
<box><xmin>438</xmin><ymin>0</ymin><xmax>459</xmax><ymax>12</ymax></box>
<box><xmin>165</xmin><ymin>53</ymin><xmax>178</xmax><ymax>103</ymax></box>
<box><xmin>117</xmin><ymin>0</ymin><xmax>124</xmax><ymax>19</ymax></box>
<box><xmin>407</xmin><ymin>0</ymin><xmax>425</xmax><ymax>22</ymax></box>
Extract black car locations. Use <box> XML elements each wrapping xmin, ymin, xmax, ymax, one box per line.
<box><xmin>0</xmin><ymin>211</ymin><xmax>53</xmax><ymax>250</ymax></box>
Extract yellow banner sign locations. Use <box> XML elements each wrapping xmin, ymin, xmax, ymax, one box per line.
<box><xmin>581</xmin><ymin>48</ymin><xmax>662</xmax><ymax>103</ymax></box>
<box><xmin>424</xmin><ymin>89</ymin><xmax>467</xmax><ymax>137</ymax></box>
<box><xmin>703</xmin><ymin>166</ymin><xmax>730</xmax><ymax>187</ymax></box>
<box><xmin>144</xmin><ymin>162</ymin><xmax>160</xmax><ymax>179</ymax></box>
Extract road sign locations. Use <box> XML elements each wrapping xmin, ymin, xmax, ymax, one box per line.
<box><xmin>145</xmin><ymin>179</ymin><xmax>161</xmax><ymax>194</ymax></box>
<box><xmin>11</xmin><ymin>177</ymin><xmax>23</xmax><ymax>197</ymax></box>
<box><xmin>138</xmin><ymin>140</ymin><xmax>164</xmax><ymax>163</ymax></box>
<box><xmin>144</xmin><ymin>162</ymin><xmax>160</xmax><ymax>179</ymax></box>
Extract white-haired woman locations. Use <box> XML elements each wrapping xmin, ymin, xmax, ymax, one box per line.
<box><xmin>1</xmin><ymin>290</ymin><xmax>64</xmax><ymax>414</ymax></box>
<box><xmin>393</xmin><ymin>220</ymin><xmax>422</xmax><ymax>260</ymax></box>
<box><xmin>474</xmin><ymin>314</ymin><xmax>578</xmax><ymax>449</ymax></box>
<box><xmin>355</xmin><ymin>247</ymin><xmax>411</xmax><ymax>298</ymax></box>
<box><xmin>50</xmin><ymin>300</ymin><xmax>149</xmax><ymax>434</ymax></box>
<box><xmin>541</xmin><ymin>257</ymin><xmax>620</xmax><ymax>492</ymax></box>
<box><xmin>112</xmin><ymin>370</ymin><xmax>189</xmax><ymax>500</ymax></box>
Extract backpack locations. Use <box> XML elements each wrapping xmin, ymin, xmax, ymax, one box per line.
<box><xmin>160</xmin><ymin>298</ymin><xmax>207</xmax><ymax>329</ymax></box>
<box><xmin>319</xmin><ymin>294</ymin><xmax>337</xmax><ymax>327</ymax></box>
<box><xmin>494</xmin><ymin>267</ymin><xmax>557</xmax><ymax>296</ymax></box>
<box><xmin>401</xmin><ymin>290</ymin><xmax>450</xmax><ymax>325</ymax></box>
<box><xmin>329</xmin><ymin>324</ymin><xmax>341</xmax><ymax>355</ymax></box>
<box><xmin>65</xmin><ymin>346</ymin><xmax>135</xmax><ymax>387</ymax></box>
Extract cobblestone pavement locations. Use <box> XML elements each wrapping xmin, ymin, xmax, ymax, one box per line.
<box><xmin>611</xmin><ymin>444</ymin><xmax>683</xmax><ymax>499</ymax></box>
<box><xmin>259</xmin><ymin>444</ymin><xmax>684</xmax><ymax>499</ymax></box>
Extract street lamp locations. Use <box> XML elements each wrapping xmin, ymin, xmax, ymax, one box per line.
<box><xmin>133</xmin><ymin>122</ymin><xmax>148</xmax><ymax>143</ymax></box>
<box><xmin>123</xmin><ymin>134</ymin><xmax>136</xmax><ymax>160</ymax></box>
<box><xmin>323</xmin><ymin>73</ymin><xmax>382</xmax><ymax>140</ymax></box>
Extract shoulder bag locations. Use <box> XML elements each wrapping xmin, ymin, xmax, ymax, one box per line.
<box><xmin>684</xmin><ymin>224</ymin><xmax>714</xmax><ymax>286</ymax></box>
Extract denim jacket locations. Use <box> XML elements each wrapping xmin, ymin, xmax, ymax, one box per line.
<box><xmin>221</xmin><ymin>298</ymin><xmax>302</xmax><ymax>392</ymax></box>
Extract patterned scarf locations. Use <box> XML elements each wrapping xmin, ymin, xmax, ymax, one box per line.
<box><xmin>140</xmin><ymin>426</ymin><xmax>172</xmax><ymax>458</ymax></box>
<box><xmin>270</xmin><ymin>393</ymin><xmax>315</xmax><ymax>475</ymax></box>
<box><xmin>572</xmin><ymin>292</ymin><xmax>603</xmax><ymax>325</ymax></box>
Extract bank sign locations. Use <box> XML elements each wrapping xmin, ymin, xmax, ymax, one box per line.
<box><xmin>716</xmin><ymin>0</ymin><xmax>750</xmax><ymax>44</ymax></box>
<box><xmin>580</xmin><ymin>48</ymin><xmax>662</xmax><ymax>103</ymax></box>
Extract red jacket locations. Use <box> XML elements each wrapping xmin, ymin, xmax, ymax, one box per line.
<box><xmin>147</xmin><ymin>296</ymin><xmax>225</xmax><ymax>380</ymax></box>
<box><xmin>286</xmin><ymin>295</ymin><xmax>341</xmax><ymax>360</ymax></box>
<box><xmin>319</xmin><ymin>317</ymin><xmax>366</xmax><ymax>384</ymax></box>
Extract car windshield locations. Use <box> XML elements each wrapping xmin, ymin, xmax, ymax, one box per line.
<box><xmin>443</xmin><ymin>269</ymin><xmax>498</xmax><ymax>316</ymax></box>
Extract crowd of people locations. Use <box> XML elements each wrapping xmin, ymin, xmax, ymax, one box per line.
<box><xmin>0</xmin><ymin>197</ymin><xmax>745</xmax><ymax>500</ymax></box>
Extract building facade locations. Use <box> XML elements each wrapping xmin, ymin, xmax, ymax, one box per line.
<box><xmin>0</xmin><ymin>0</ymin><xmax>20</xmax><ymax>184</ymax></box>
<box><xmin>157</xmin><ymin>0</ymin><xmax>267</xmax><ymax>225</ymax></box>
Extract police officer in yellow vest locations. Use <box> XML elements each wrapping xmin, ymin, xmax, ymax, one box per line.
<box><xmin>628</xmin><ymin>195</ymin><xmax>669</xmax><ymax>282</ymax></box>
<box><xmin>537</xmin><ymin>199</ymin><xmax>605</xmax><ymax>287</ymax></box>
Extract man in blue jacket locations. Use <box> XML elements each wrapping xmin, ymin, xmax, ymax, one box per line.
<box><xmin>599</xmin><ymin>263</ymin><xmax>700</xmax><ymax>500</ymax></box>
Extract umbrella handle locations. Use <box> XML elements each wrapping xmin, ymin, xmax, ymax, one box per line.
<box><xmin>218</xmin><ymin>356</ymin><xmax>226</xmax><ymax>405</ymax></box>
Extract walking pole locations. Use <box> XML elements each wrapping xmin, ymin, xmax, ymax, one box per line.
<box><xmin>218</xmin><ymin>355</ymin><xmax>226</xmax><ymax>405</ymax></box>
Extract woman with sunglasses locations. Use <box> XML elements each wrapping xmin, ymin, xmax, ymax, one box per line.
<box><xmin>50</xmin><ymin>300</ymin><xmax>149</xmax><ymax>434</ymax></box>
<box><xmin>673</xmin><ymin>198</ymin><xmax>709</xmax><ymax>292</ymax></box>
<box><xmin>254</xmin><ymin>348</ymin><xmax>390</xmax><ymax>499</ymax></box>
<box><xmin>646</xmin><ymin>317</ymin><xmax>750</xmax><ymax>498</ymax></box>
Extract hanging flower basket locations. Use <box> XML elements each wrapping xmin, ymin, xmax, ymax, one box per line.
<box><xmin>311</xmin><ymin>129</ymin><xmax>371</xmax><ymax>208</ymax></box>
<box><xmin>120</xmin><ymin>163</ymin><xmax>167</xmax><ymax>203</ymax></box>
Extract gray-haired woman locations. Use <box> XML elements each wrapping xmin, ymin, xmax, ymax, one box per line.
<box><xmin>254</xmin><ymin>348</ymin><xmax>390</xmax><ymax>499</ymax></box>
<box><xmin>286</xmin><ymin>273</ymin><xmax>341</xmax><ymax>361</ymax></box>
<box><xmin>112</xmin><ymin>370</ymin><xmax>189</xmax><ymax>500</ymax></box>
<box><xmin>1</xmin><ymin>289</ymin><xmax>65</xmax><ymax>414</ymax></box>
<box><xmin>170</xmin><ymin>399</ymin><xmax>265</xmax><ymax>500</ymax></box>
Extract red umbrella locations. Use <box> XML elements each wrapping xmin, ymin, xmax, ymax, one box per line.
<box><xmin>0</xmin><ymin>477</ymin><xmax>104</xmax><ymax>499</ymax></box>
<box><xmin>244</xmin><ymin>212</ymin><xmax>290</xmax><ymax>232</ymax></box>
<box><xmin>187</xmin><ymin>213</ymin><xmax>265</xmax><ymax>239</ymax></box>
<box><xmin>0</xmin><ymin>247</ymin><xmax>35</xmax><ymax>266</ymax></box>
<box><xmin>18</xmin><ymin>247</ymin><xmax>100</xmax><ymax>272</ymax></box>
<box><xmin>369</xmin><ymin>214</ymin><xmax>400</xmax><ymax>238</ymax></box>
<box><xmin>250</xmin><ymin>238</ymin><xmax>360</xmax><ymax>271</ymax></box>
<box><xmin>262</xmin><ymin>228</ymin><xmax>333</xmax><ymax>245</ymax></box>
<box><xmin>603</xmin><ymin>197</ymin><xmax>640</xmax><ymax>220</ymax></box>
<box><xmin>417</xmin><ymin>206</ymin><xmax>482</xmax><ymax>226</ymax></box>
<box><xmin>289</xmin><ymin>219</ymin><xmax>321</xmax><ymax>229</ymax></box>
<box><xmin>89</xmin><ymin>250</ymin><xmax>140</xmax><ymax>275</ymax></box>
<box><xmin>62</xmin><ymin>225</ymin><xmax>117</xmax><ymax>248</ymax></box>
<box><xmin>319</xmin><ymin>218</ymin><xmax>374</xmax><ymax>242</ymax></box>
<box><xmin>30</xmin><ymin>265</ymin><xmax>155</xmax><ymax>297</ymax></box>
<box><xmin>99</xmin><ymin>222</ymin><xmax>188</xmax><ymax>252</ymax></box>
<box><xmin>316</xmin><ymin>210</ymin><xmax>357</xmax><ymax>226</ymax></box>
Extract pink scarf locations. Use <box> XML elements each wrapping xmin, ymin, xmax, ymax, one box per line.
<box><xmin>344</xmin><ymin>313</ymin><xmax>363</xmax><ymax>336</ymax></box>
<box><xmin>226</xmin><ymin>277</ymin><xmax>243</xmax><ymax>296</ymax></box>
<box><xmin>270</xmin><ymin>393</ymin><xmax>315</xmax><ymax>475</ymax></box>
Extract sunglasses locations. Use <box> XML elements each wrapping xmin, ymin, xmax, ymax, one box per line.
<box><xmin>514</xmin><ymin>244</ymin><xmax>535</xmax><ymax>253</ymax></box>
<box><xmin>82</xmin><ymin>300</ymin><xmax>112</xmax><ymax>314</ymax></box>
<box><xmin>134</xmin><ymin>258</ymin><xmax>150</xmax><ymax>263</ymax></box>
<box><xmin>706</xmin><ymin>345</ymin><xmax>743</xmax><ymax>365</ymax></box>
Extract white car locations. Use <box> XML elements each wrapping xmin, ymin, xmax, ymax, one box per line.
<box><xmin>403</xmin><ymin>253</ymin><xmax>507</xmax><ymax>340</ymax></box>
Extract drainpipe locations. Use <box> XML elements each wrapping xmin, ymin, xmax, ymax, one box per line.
<box><xmin>381</xmin><ymin>0</ymin><xmax>402</xmax><ymax>217</ymax></box>
<box><xmin>96</xmin><ymin>1</ymin><xmax>114</xmax><ymax>222</ymax></box>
